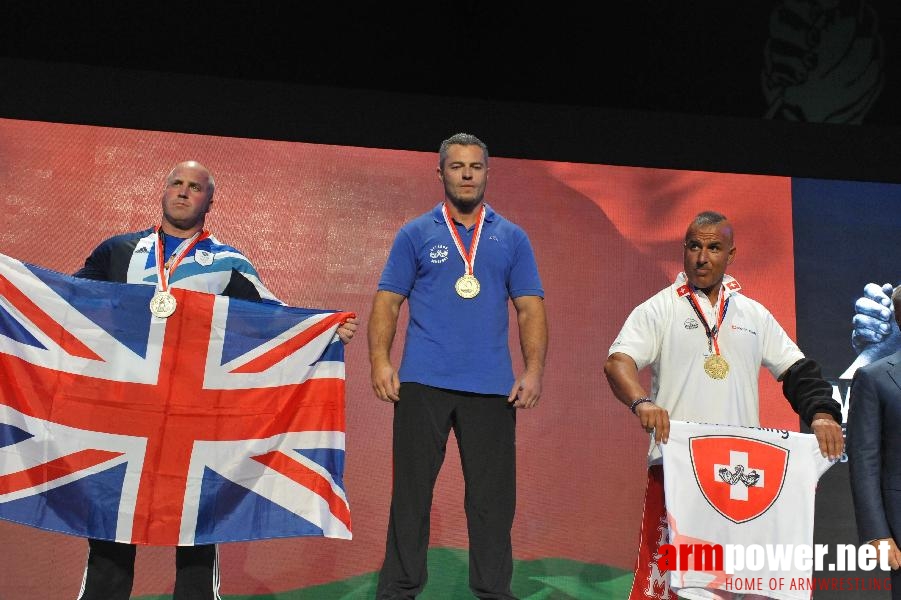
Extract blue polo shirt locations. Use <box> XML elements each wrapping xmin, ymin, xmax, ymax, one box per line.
<box><xmin>378</xmin><ymin>202</ymin><xmax>544</xmax><ymax>395</ymax></box>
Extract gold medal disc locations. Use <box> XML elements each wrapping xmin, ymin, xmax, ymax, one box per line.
<box><xmin>455</xmin><ymin>274</ymin><xmax>480</xmax><ymax>299</ymax></box>
<box><xmin>704</xmin><ymin>354</ymin><xmax>729</xmax><ymax>379</ymax></box>
<box><xmin>149</xmin><ymin>290</ymin><xmax>177</xmax><ymax>318</ymax></box>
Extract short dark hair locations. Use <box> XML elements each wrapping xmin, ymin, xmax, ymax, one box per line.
<box><xmin>685</xmin><ymin>211</ymin><xmax>732</xmax><ymax>244</ymax></box>
<box><xmin>439</xmin><ymin>133</ymin><xmax>488</xmax><ymax>168</ymax></box>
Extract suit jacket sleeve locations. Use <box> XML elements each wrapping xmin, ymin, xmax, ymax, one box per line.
<box><xmin>847</xmin><ymin>366</ymin><xmax>893</xmax><ymax>543</ymax></box>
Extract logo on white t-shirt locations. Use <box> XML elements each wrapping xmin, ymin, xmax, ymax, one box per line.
<box><xmin>689</xmin><ymin>435</ymin><xmax>788</xmax><ymax>524</ymax></box>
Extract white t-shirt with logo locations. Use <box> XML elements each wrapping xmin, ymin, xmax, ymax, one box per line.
<box><xmin>660</xmin><ymin>420</ymin><xmax>833</xmax><ymax>600</ymax></box>
<box><xmin>608</xmin><ymin>273</ymin><xmax>804</xmax><ymax>462</ymax></box>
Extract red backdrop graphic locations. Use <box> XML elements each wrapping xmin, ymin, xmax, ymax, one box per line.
<box><xmin>0</xmin><ymin>118</ymin><xmax>797</xmax><ymax>598</ymax></box>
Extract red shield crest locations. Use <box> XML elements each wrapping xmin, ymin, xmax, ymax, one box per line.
<box><xmin>689</xmin><ymin>436</ymin><xmax>788</xmax><ymax>524</ymax></box>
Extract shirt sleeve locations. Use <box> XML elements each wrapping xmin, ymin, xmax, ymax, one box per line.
<box><xmin>225</xmin><ymin>257</ymin><xmax>282</xmax><ymax>304</ymax></box>
<box><xmin>608</xmin><ymin>295</ymin><xmax>667</xmax><ymax>371</ymax></box>
<box><xmin>377</xmin><ymin>228</ymin><xmax>417</xmax><ymax>297</ymax></box>
<box><xmin>759</xmin><ymin>308</ymin><xmax>805</xmax><ymax>379</ymax></box>
<box><xmin>73</xmin><ymin>240</ymin><xmax>112</xmax><ymax>280</ymax></box>
<box><xmin>508</xmin><ymin>230</ymin><xmax>544</xmax><ymax>299</ymax></box>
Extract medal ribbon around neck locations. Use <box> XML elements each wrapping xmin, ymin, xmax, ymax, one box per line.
<box><xmin>154</xmin><ymin>226</ymin><xmax>210</xmax><ymax>293</ymax></box>
<box><xmin>685</xmin><ymin>286</ymin><xmax>730</xmax><ymax>357</ymax></box>
<box><xmin>442</xmin><ymin>203</ymin><xmax>485</xmax><ymax>278</ymax></box>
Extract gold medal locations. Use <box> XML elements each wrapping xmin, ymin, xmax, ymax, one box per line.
<box><xmin>684</xmin><ymin>283</ymin><xmax>732</xmax><ymax>380</ymax></box>
<box><xmin>455</xmin><ymin>274</ymin><xmax>480</xmax><ymax>299</ymax></box>
<box><xmin>149</xmin><ymin>290</ymin><xmax>177</xmax><ymax>318</ymax></box>
<box><xmin>442</xmin><ymin>204</ymin><xmax>485</xmax><ymax>301</ymax></box>
<box><xmin>704</xmin><ymin>354</ymin><xmax>729</xmax><ymax>379</ymax></box>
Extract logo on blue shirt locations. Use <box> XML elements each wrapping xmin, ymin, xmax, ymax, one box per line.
<box><xmin>429</xmin><ymin>245</ymin><xmax>449</xmax><ymax>264</ymax></box>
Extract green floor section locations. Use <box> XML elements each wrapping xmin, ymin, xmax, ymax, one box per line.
<box><xmin>136</xmin><ymin>547</ymin><xmax>633</xmax><ymax>599</ymax></box>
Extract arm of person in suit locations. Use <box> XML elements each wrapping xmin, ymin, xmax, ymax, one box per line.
<box><xmin>867</xmin><ymin>538</ymin><xmax>901</xmax><ymax>570</ymax></box>
<box><xmin>847</xmin><ymin>366</ymin><xmax>898</xmax><ymax>567</ymax></box>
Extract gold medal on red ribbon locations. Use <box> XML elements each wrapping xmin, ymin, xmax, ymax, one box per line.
<box><xmin>455</xmin><ymin>274</ymin><xmax>481</xmax><ymax>299</ymax></box>
<box><xmin>442</xmin><ymin>203</ymin><xmax>486</xmax><ymax>300</ymax></box>
<box><xmin>151</xmin><ymin>227</ymin><xmax>209</xmax><ymax>317</ymax></box>
<box><xmin>149</xmin><ymin>290</ymin><xmax>177</xmax><ymax>318</ymax></box>
<box><xmin>703</xmin><ymin>354</ymin><xmax>730</xmax><ymax>379</ymax></box>
<box><xmin>684</xmin><ymin>282</ymin><xmax>732</xmax><ymax>379</ymax></box>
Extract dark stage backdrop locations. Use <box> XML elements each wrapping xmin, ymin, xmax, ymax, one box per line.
<box><xmin>793</xmin><ymin>180</ymin><xmax>901</xmax><ymax>598</ymax></box>
<box><xmin>0</xmin><ymin>117</ymin><xmax>821</xmax><ymax>599</ymax></box>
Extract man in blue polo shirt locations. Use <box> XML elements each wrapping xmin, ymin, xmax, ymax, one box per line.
<box><xmin>369</xmin><ymin>133</ymin><xmax>547</xmax><ymax>599</ymax></box>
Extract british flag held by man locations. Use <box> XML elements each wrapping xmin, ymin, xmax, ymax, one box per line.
<box><xmin>0</xmin><ymin>252</ymin><xmax>353</xmax><ymax>546</ymax></box>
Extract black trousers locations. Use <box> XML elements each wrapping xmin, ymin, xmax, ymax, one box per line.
<box><xmin>377</xmin><ymin>383</ymin><xmax>517</xmax><ymax>600</ymax></box>
<box><xmin>78</xmin><ymin>539</ymin><xmax>218</xmax><ymax>600</ymax></box>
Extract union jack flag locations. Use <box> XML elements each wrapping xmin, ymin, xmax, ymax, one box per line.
<box><xmin>0</xmin><ymin>253</ymin><xmax>353</xmax><ymax>545</ymax></box>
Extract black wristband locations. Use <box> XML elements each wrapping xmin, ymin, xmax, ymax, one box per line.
<box><xmin>630</xmin><ymin>396</ymin><xmax>652</xmax><ymax>415</ymax></box>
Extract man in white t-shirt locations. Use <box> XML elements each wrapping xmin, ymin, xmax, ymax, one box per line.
<box><xmin>603</xmin><ymin>210</ymin><xmax>843</xmax><ymax>599</ymax></box>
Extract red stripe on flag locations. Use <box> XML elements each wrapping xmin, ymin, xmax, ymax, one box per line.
<box><xmin>0</xmin><ymin>449</ymin><xmax>123</xmax><ymax>494</ymax></box>
<box><xmin>0</xmin><ymin>274</ymin><xmax>104</xmax><ymax>361</ymax></box>
<box><xmin>252</xmin><ymin>450</ymin><xmax>351</xmax><ymax>530</ymax></box>
<box><xmin>230</xmin><ymin>311</ymin><xmax>354</xmax><ymax>374</ymax></box>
